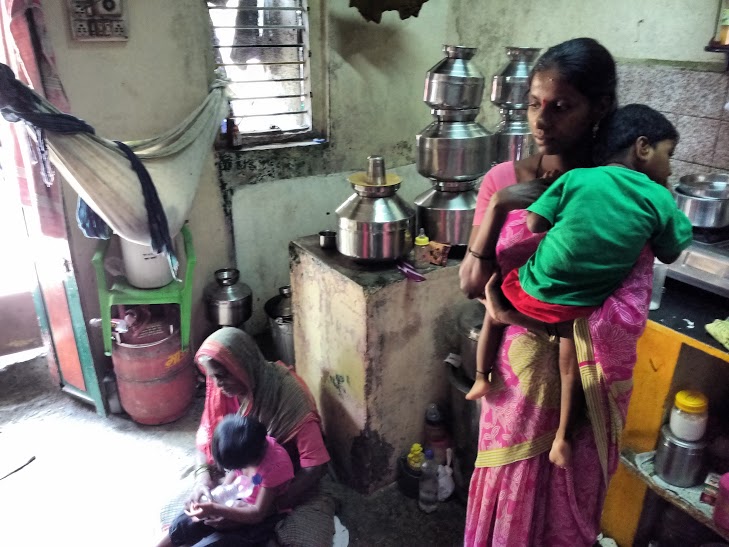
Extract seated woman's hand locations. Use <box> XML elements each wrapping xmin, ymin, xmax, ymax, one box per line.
<box><xmin>459</xmin><ymin>252</ymin><xmax>494</xmax><ymax>300</ymax></box>
<box><xmin>187</xmin><ymin>476</ymin><xmax>215</xmax><ymax>508</ymax></box>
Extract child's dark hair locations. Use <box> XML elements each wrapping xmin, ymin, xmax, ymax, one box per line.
<box><xmin>529</xmin><ymin>37</ymin><xmax>617</xmax><ymax>112</ymax></box>
<box><xmin>593</xmin><ymin>104</ymin><xmax>678</xmax><ymax>165</ymax></box>
<box><xmin>212</xmin><ymin>414</ymin><xmax>268</xmax><ymax>470</ymax></box>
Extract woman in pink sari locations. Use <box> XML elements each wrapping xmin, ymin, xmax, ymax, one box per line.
<box><xmin>460</xmin><ymin>38</ymin><xmax>653</xmax><ymax>546</ymax></box>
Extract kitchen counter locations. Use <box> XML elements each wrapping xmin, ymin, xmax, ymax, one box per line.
<box><xmin>650</xmin><ymin>277</ymin><xmax>729</xmax><ymax>356</ymax></box>
<box><xmin>290</xmin><ymin>235</ymin><xmax>461</xmax><ymax>292</ymax></box>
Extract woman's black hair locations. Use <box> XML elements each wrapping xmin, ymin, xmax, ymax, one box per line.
<box><xmin>212</xmin><ymin>414</ymin><xmax>268</xmax><ymax>470</ymax></box>
<box><xmin>593</xmin><ymin>104</ymin><xmax>678</xmax><ymax>165</ymax></box>
<box><xmin>529</xmin><ymin>37</ymin><xmax>617</xmax><ymax>111</ymax></box>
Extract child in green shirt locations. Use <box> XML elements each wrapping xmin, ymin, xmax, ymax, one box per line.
<box><xmin>466</xmin><ymin>104</ymin><xmax>693</xmax><ymax>468</ymax></box>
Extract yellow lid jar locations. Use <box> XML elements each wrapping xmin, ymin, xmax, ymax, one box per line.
<box><xmin>669</xmin><ymin>390</ymin><xmax>709</xmax><ymax>442</ymax></box>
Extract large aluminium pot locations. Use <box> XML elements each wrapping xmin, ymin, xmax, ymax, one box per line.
<box><xmin>414</xmin><ymin>181</ymin><xmax>477</xmax><ymax>246</ymax></box>
<box><xmin>204</xmin><ymin>268</ymin><xmax>253</xmax><ymax>327</ymax></box>
<box><xmin>423</xmin><ymin>45</ymin><xmax>485</xmax><ymax>110</ymax></box>
<box><xmin>416</xmin><ymin>109</ymin><xmax>493</xmax><ymax>182</ymax></box>
<box><xmin>491</xmin><ymin>46</ymin><xmax>541</xmax><ymax>110</ymax></box>
<box><xmin>336</xmin><ymin>156</ymin><xmax>415</xmax><ymax>262</ymax></box>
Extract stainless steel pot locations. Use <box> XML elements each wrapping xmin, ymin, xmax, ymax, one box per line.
<box><xmin>414</xmin><ymin>181</ymin><xmax>477</xmax><ymax>246</ymax></box>
<box><xmin>456</xmin><ymin>299</ymin><xmax>483</xmax><ymax>381</ymax></box>
<box><xmin>336</xmin><ymin>156</ymin><xmax>415</xmax><ymax>262</ymax></box>
<box><xmin>264</xmin><ymin>286</ymin><xmax>295</xmax><ymax>366</ymax></box>
<box><xmin>416</xmin><ymin>109</ymin><xmax>493</xmax><ymax>182</ymax></box>
<box><xmin>492</xmin><ymin>109</ymin><xmax>536</xmax><ymax>166</ymax></box>
<box><xmin>204</xmin><ymin>268</ymin><xmax>253</xmax><ymax>327</ymax></box>
<box><xmin>423</xmin><ymin>45</ymin><xmax>485</xmax><ymax>110</ymax></box>
<box><xmin>491</xmin><ymin>46</ymin><xmax>541</xmax><ymax>110</ymax></box>
<box><xmin>674</xmin><ymin>187</ymin><xmax>729</xmax><ymax>228</ymax></box>
<box><xmin>677</xmin><ymin>173</ymin><xmax>729</xmax><ymax>199</ymax></box>
<box><xmin>654</xmin><ymin>424</ymin><xmax>706</xmax><ymax>487</ymax></box>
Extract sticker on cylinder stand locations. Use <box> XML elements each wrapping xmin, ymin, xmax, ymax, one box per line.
<box><xmin>165</xmin><ymin>350</ymin><xmax>186</xmax><ymax>368</ymax></box>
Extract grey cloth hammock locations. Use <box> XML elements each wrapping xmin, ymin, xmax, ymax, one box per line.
<box><xmin>0</xmin><ymin>63</ymin><xmax>228</xmax><ymax>273</ymax></box>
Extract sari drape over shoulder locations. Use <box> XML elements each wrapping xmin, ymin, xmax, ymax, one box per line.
<box><xmin>465</xmin><ymin>208</ymin><xmax>652</xmax><ymax>546</ymax></box>
<box><xmin>194</xmin><ymin>327</ymin><xmax>321</xmax><ymax>465</ymax></box>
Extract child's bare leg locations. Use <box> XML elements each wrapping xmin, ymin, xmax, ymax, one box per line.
<box><xmin>466</xmin><ymin>308</ymin><xmax>505</xmax><ymax>400</ymax></box>
<box><xmin>549</xmin><ymin>337</ymin><xmax>580</xmax><ymax>467</ymax></box>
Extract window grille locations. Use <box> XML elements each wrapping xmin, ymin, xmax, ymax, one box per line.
<box><xmin>206</xmin><ymin>0</ymin><xmax>312</xmax><ymax>140</ymax></box>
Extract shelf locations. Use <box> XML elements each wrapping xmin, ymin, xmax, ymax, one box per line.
<box><xmin>620</xmin><ymin>448</ymin><xmax>729</xmax><ymax>542</ymax></box>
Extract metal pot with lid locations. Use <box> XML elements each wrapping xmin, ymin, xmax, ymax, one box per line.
<box><xmin>336</xmin><ymin>155</ymin><xmax>415</xmax><ymax>262</ymax></box>
<box><xmin>204</xmin><ymin>268</ymin><xmax>253</xmax><ymax>327</ymax></box>
<box><xmin>674</xmin><ymin>173</ymin><xmax>729</xmax><ymax>228</ymax></box>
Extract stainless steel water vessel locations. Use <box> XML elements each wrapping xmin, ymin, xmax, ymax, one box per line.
<box><xmin>414</xmin><ymin>181</ymin><xmax>478</xmax><ymax>246</ymax></box>
<box><xmin>336</xmin><ymin>156</ymin><xmax>415</xmax><ymax>261</ymax></box>
<box><xmin>423</xmin><ymin>45</ymin><xmax>485</xmax><ymax>110</ymax></box>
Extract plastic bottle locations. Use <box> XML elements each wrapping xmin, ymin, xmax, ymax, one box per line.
<box><xmin>414</xmin><ymin>228</ymin><xmax>430</xmax><ymax>270</ymax></box>
<box><xmin>424</xmin><ymin>403</ymin><xmax>449</xmax><ymax>465</ymax></box>
<box><xmin>419</xmin><ymin>449</ymin><xmax>439</xmax><ymax>513</ymax></box>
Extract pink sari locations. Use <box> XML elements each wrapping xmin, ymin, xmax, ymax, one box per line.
<box><xmin>465</xmin><ymin>167</ymin><xmax>653</xmax><ymax>546</ymax></box>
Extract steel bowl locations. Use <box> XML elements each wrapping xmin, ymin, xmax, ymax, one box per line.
<box><xmin>677</xmin><ymin>173</ymin><xmax>729</xmax><ymax>199</ymax></box>
<box><xmin>673</xmin><ymin>187</ymin><xmax>729</xmax><ymax>228</ymax></box>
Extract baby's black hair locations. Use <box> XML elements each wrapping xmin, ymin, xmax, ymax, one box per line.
<box><xmin>593</xmin><ymin>104</ymin><xmax>678</xmax><ymax>165</ymax></box>
<box><xmin>212</xmin><ymin>414</ymin><xmax>268</xmax><ymax>470</ymax></box>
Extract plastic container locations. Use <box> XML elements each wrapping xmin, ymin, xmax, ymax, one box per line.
<box><xmin>419</xmin><ymin>449</ymin><xmax>438</xmax><ymax>513</ymax></box>
<box><xmin>715</xmin><ymin>473</ymin><xmax>729</xmax><ymax>530</ymax></box>
<box><xmin>669</xmin><ymin>390</ymin><xmax>709</xmax><ymax>441</ymax></box>
<box><xmin>120</xmin><ymin>237</ymin><xmax>174</xmax><ymax>289</ymax></box>
<box><xmin>414</xmin><ymin>228</ymin><xmax>430</xmax><ymax>270</ymax></box>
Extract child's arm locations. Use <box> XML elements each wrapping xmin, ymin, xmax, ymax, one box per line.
<box><xmin>190</xmin><ymin>486</ymin><xmax>276</xmax><ymax>525</ymax></box>
<box><xmin>526</xmin><ymin>211</ymin><xmax>552</xmax><ymax>234</ymax></box>
<box><xmin>221</xmin><ymin>470</ymin><xmax>238</xmax><ymax>486</ymax></box>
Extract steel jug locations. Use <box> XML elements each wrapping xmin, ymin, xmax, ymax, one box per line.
<box><xmin>204</xmin><ymin>268</ymin><xmax>253</xmax><ymax>327</ymax></box>
<box><xmin>491</xmin><ymin>46</ymin><xmax>541</xmax><ymax>110</ymax></box>
<box><xmin>423</xmin><ymin>45</ymin><xmax>485</xmax><ymax>110</ymax></box>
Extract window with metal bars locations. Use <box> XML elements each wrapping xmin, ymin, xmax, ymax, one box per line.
<box><xmin>206</xmin><ymin>0</ymin><xmax>312</xmax><ymax>143</ymax></box>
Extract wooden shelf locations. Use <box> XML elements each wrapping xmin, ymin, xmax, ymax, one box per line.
<box><xmin>620</xmin><ymin>449</ymin><xmax>729</xmax><ymax>542</ymax></box>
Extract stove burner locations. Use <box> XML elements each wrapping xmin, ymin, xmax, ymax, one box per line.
<box><xmin>692</xmin><ymin>225</ymin><xmax>729</xmax><ymax>245</ymax></box>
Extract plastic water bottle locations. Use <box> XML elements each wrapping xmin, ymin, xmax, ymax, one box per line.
<box><xmin>419</xmin><ymin>449</ymin><xmax>438</xmax><ymax>513</ymax></box>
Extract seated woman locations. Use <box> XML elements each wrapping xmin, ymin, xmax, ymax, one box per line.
<box><xmin>162</xmin><ymin>327</ymin><xmax>334</xmax><ymax>547</ymax></box>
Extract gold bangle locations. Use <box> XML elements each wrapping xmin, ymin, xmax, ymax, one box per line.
<box><xmin>468</xmin><ymin>247</ymin><xmax>494</xmax><ymax>261</ymax></box>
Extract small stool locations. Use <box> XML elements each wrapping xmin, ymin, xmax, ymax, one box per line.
<box><xmin>91</xmin><ymin>224</ymin><xmax>196</xmax><ymax>356</ymax></box>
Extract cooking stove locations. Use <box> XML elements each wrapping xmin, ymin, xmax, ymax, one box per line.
<box><xmin>666</xmin><ymin>226</ymin><xmax>729</xmax><ymax>298</ymax></box>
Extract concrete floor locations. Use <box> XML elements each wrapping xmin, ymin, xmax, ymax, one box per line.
<box><xmin>0</xmin><ymin>354</ymin><xmax>465</xmax><ymax>547</ymax></box>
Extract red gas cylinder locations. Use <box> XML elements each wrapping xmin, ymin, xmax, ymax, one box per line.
<box><xmin>111</xmin><ymin>307</ymin><xmax>195</xmax><ymax>425</ymax></box>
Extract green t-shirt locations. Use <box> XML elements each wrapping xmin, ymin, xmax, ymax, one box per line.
<box><xmin>521</xmin><ymin>165</ymin><xmax>693</xmax><ymax>306</ymax></box>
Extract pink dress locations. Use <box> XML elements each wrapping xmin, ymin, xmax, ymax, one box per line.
<box><xmin>465</xmin><ymin>162</ymin><xmax>652</xmax><ymax>546</ymax></box>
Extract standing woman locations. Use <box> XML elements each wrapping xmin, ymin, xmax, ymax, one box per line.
<box><xmin>460</xmin><ymin>38</ymin><xmax>654</xmax><ymax>546</ymax></box>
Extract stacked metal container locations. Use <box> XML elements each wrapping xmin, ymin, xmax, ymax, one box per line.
<box><xmin>490</xmin><ymin>47</ymin><xmax>541</xmax><ymax>166</ymax></box>
<box><xmin>414</xmin><ymin>46</ymin><xmax>493</xmax><ymax>248</ymax></box>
